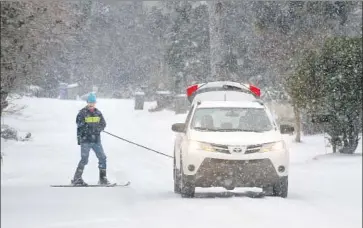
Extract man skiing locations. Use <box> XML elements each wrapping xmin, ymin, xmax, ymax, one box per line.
<box><xmin>71</xmin><ymin>93</ymin><xmax>110</xmax><ymax>186</ymax></box>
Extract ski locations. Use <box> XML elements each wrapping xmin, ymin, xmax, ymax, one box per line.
<box><xmin>245</xmin><ymin>191</ymin><xmax>265</xmax><ymax>198</ymax></box>
<box><xmin>51</xmin><ymin>181</ymin><xmax>130</xmax><ymax>188</ymax></box>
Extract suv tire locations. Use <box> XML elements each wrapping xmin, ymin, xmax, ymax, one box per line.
<box><xmin>180</xmin><ymin>154</ymin><xmax>195</xmax><ymax>198</ymax></box>
<box><xmin>273</xmin><ymin>176</ymin><xmax>288</xmax><ymax>198</ymax></box>
<box><xmin>173</xmin><ymin>154</ymin><xmax>181</xmax><ymax>194</ymax></box>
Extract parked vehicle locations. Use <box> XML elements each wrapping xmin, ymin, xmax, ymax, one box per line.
<box><xmin>172</xmin><ymin>81</ymin><xmax>294</xmax><ymax>198</ymax></box>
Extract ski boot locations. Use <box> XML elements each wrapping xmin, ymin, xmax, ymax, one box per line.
<box><xmin>71</xmin><ymin>168</ymin><xmax>88</xmax><ymax>186</ymax></box>
<box><xmin>71</xmin><ymin>178</ymin><xmax>88</xmax><ymax>186</ymax></box>
<box><xmin>98</xmin><ymin>169</ymin><xmax>111</xmax><ymax>185</ymax></box>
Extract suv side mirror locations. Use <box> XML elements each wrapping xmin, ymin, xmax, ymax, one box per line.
<box><xmin>280</xmin><ymin>124</ymin><xmax>294</xmax><ymax>134</ymax></box>
<box><xmin>172</xmin><ymin>123</ymin><xmax>186</xmax><ymax>133</ymax></box>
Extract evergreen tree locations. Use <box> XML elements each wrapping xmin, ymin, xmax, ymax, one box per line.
<box><xmin>286</xmin><ymin>37</ymin><xmax>362</xmax><ymax>153</ymax></box>
<box><xmin>165</xmin><ymin>2</ymin><xmax>210</xmax><ymax>92</ymax></box>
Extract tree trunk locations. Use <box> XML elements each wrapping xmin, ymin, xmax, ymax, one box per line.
<box><xmin>134</xmin><ymin>93</ymin><xmax>145</xmax><ymax>110</ymax></box>
<box><xmin>293</xmin><ymin>103</ymin><xmax>301</xmax><ymax>142</ymax></box>
<box><xmin>339</xmin><ymin>117</ymin><xmax>359</xmax><ymax>154</ymax></box>
<box><xmin>208</xmin><ymin>1</ymin><xmax>228</xmax><ymax>81</ymax></box>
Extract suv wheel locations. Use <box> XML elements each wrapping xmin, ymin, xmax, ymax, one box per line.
<box><xmin>273</xmin><ymin>176</ymin><xmax>288</xmax><ymax>198</ymax></box>
<box><xmin>180</xmin><ymin>154</ymin><xmax>195</xmax><ymax>198</ymax></box>
<box><xmin>180</xmin><ymin>172</ymin><xmax>195</xmax><ymax>198</ymax></box>
<box><xmin>173</xmin><ymin>153</ymin><xmax>181</xmax><ymax>194</ymax></box>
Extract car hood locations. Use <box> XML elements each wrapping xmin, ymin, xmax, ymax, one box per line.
<box><xmin>189</xmin><ymin>130</ymin><xmax>282</xmax><ymax>145</ymax></box>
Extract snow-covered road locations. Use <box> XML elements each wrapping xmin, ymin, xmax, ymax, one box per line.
<box><xmin>1</xmin><ymin>97</ymin><xmax>362</xmax><ymax>228</ymax></box>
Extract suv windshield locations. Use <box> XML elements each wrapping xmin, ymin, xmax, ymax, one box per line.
<box><xmin>190</xmin><ymin>107</ymin><xmax>273</xmax><ymax>132</ymax></box>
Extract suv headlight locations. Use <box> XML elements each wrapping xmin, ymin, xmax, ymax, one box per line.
<box><xmin>260</xmin><ymin>141</ymin><xmax>285</xmax><ymax>152</ymax></box>
<box><xmin>189</xmin><ymin>141</ymin><xmax>215</xmax><ymax>152</ymax></box>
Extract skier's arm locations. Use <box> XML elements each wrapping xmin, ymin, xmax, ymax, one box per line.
<box><xmin>76</xmin><ymin>111</ymin><xmax>85</xmax><ymax>145</ymax></box>
<box><xmin>99</xmin><ymin>113</ymin><xmax>106</xmax><ymax>131</ymax></box>
<box><xmin>76</xmin><ymin>111</ymin><xmax>85</xmax><ymax>128</ymax></box>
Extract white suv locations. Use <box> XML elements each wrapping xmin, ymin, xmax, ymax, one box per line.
<box><xmin>172</xmin><ymin>81</ymin><xmax>293</xmax><ymax>198</ymax></box>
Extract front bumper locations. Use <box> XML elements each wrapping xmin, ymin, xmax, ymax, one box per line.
<box><xmin>192</xmin><ymin>158</ymin><xmax>282</xmax><ymax>188</ymax></box>
<box><xmin>181</xmin><ymin>147</ymin><xmax>289</xmax><ymax>188</ymax></box>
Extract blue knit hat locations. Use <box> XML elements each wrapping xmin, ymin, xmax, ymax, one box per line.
<box><xmin>87</xmin><ymin>93</ymin><xmax>96</xmax><ymax>103</ymax></box>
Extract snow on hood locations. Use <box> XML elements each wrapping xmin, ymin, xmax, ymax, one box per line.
<box><xmin>189</xmin><ymin>129</ymin><xmax>282</xmax><ymax>145</ymax></box>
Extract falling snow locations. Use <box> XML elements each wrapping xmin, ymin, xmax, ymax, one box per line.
<box><xmin>1</xmin><ymin>1</ymin><xmax>362</xmax><ymax>228</ymax></box>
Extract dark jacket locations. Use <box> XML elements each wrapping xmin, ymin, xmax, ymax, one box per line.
<box><xmin>76</xmin><ymin>107</ymin><xmax>106</xmax><ymax>144</ymax></box>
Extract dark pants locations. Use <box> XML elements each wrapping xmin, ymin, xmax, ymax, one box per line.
<box><xmin>77</xmin><ymin>142</ymin><xmax>107</xmax><ymax>170</ymax></box>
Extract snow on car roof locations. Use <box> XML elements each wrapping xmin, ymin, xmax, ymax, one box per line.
<box><xmin>196</xmin><ymin>101</ymin><xmax>263</xmax><ymax>109</ymax></box>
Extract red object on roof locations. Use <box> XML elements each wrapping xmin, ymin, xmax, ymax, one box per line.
<box><xmin>185</xmin><ymin>81</ymin><xmax>261</xmax><ymax>103</ymax></box>
<box><xmin>186</xmin><ymin>84</ymin><xmax>199</xmax><ymax>97</ymax></box>
<box><xmin>249</xmin><ymin>84</ymin><xmax>261</xmax><ymax>97</ymax></box>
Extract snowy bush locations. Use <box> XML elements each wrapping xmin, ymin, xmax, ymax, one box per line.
<box><xmin>286</xmin><ymin>37</ymin><xmax>362</xmax><ymax>154</ymax></box>
<box><xmin>1</xmin><ymin>125</ymin><xmax>31</xmax><ymax>141</ymax></box>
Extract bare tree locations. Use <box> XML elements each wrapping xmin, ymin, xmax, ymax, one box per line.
<box><xmin>208</xmin><ymin>1</ymin><xmax>228</xmax><ymax>81</ymax></box>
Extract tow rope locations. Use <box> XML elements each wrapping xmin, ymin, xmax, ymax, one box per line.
<box><xmin>103</xmin><ymin>130</ymin><xmax>173</xmax><ymax>159</ymax></box>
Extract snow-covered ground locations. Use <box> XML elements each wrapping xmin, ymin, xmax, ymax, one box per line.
<box><xmin>1</xmin><ymin>97</ymin><xmax>362</xmax><ymax>228</ymax></box>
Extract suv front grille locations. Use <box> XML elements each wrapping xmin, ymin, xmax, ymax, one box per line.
<box><xmin>210</xmin><ymin>143</ymin><xmax>230</xmax><ymax>154</ymax></box>
<box><xmin>245</xmin><ymin>144</ymin><xmax>262</xmax><ymax>154</ymax></box>
<box><xmin>208</xmin><ymin>143</ymin><xmax>262</xmax><ymax>154</ymax></box>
